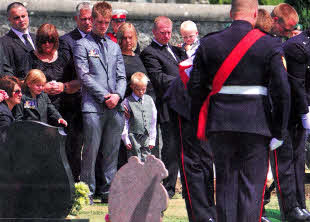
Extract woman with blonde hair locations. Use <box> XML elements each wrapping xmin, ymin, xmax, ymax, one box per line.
<box><xmin>117</xmin><ymin>22</ymin><xmax>155</xmax><ymax>99</ymax></box>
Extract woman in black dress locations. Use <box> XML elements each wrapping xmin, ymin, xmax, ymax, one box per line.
<box><xmin>22</xmin><ymin>23</ymin><xmax>80</xmax><ymax>110</ymax></box>
<box><xmin>116</xmin><ymin>22</ymin><xmax>155</xmax><ymax>100</ymax></box>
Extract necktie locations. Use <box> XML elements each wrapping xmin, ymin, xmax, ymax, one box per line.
<box><xmin>138</xmin><ymin>98</ymin><xmax>142</xmax><ymax>103</ymax></box>
<box><xmin>22</xmin><ymin>34</ymin><xmax>34</xmax><ymax>51</ymax></box>
<box><xmin>162</xmin><ymin>44</ymin><xmax>178</xmax><ymax>62</ymax></box>
<box><xmin>98</xmin><ymin>39</ymin><xmax>107</xmax><ymax>64</ymax></box>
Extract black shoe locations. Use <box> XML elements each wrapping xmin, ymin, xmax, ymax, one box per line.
<box><xmin>301</xmin><ymin>209</ymin><xmax>310</xmax><ymax>220</ymax></box>
<box><xmin>261</xmin><ymin>216</ymin><xmax>271</xmax><ymax>222</ymax></box>
<box><xmin>101</xmin><ymin>196</ymin><xmax>109</xmax><ymax>204</ymax></box>
<box><xmin>287</xmin><ymin>207</ymin><xmax>309</xmax><ymax>222</ymax></box>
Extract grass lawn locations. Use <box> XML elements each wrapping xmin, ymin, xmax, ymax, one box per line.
<box><xmin>73</xmin><ymin>183</ymin><xmax>310</xmax><ymax>222</ymax></box>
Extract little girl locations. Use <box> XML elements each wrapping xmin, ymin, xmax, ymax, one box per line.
<box><xmin>14</xmin><ymin>69</ymin><xmax>67</xmax><ymax>127</ymax></box>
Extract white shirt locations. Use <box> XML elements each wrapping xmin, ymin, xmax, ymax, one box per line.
<box><xmin>185</xmin><ymin>38</ymin><xmax>200</xmax><ymax>58</ymax></box>
<box><xmin>153</xmin><ymin>38</ymin><xmax>178</xmax><ymax>62</ymax></box>
<box><xmin>77</xmin><ymin>28</ymin><xmax>88</xmax><ymax>38</ymax></box>
<box><xmin>121</xmin><ymin>93</ymin><xmax>157</xmax><ymax>146</ymax></box>
<box><xmin>11</xmin><ymin>28</ymin><xmax>35</xmax><ymax>49</ymax></box>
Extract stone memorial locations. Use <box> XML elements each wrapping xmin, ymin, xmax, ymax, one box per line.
<box><xmin>108</xmin><ymin>155</ymin><xmax>169</xmax><ymax>222</ymax></box>
<box><xmin>0</xmin><ymin>120</ymin><xmax>88</xmax><ymax>222</ymax></box>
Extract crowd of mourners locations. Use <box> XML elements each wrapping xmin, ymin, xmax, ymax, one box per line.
<box><xmin>1</xmin><ymin>1</ymin><xmax>310</xmax><ymax>222</ymax></box>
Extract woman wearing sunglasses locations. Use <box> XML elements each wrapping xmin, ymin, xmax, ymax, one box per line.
<box><xmin>0</xmin><ymin>75</ymin><xmax>22</xmax><ymax>143</ymax></box>
<box><xmin>22</xmin><ymin>23</ymin><xmax>79</xmax><ymax>111</ymax></box>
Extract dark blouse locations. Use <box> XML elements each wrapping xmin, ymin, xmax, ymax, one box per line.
<box><xmin>14</xmin><ymin>87</ymin><xmax>62</xmax><ymax>126</ymax></box>
<box><xmin>123</xmin><ymin>54</ymin><xmax>156</xmax><ymax>100</ymax></box>
<box><xmin>0</xmin><ymin>102</ymin><xmax>14</xmax><ymax>144</ymax></box>
<box><xmin>22</xmin><ymin>50</ymin><xmax>70</xmax><ymax>109</ymax></box>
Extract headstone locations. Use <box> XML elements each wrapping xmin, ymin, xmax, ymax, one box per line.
<box><xmin>108</xmin><ymin>155</ymin><xmax>169</xmax><ymax>222</ymax></box>
<box><xmin>0</xmin><ymin>120</ymin><xmax>88</xmax><ymax>222</ymax></box>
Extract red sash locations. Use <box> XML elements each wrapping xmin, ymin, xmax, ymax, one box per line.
<box><xmin>197</xmin><ymin>29</ymin><xmax>266</xmax><ymax>140</ymax></box>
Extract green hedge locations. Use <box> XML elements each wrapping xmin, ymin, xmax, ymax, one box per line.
<box><xmin>259</xmin><ymin>0</ymin><xmax>284</xmax><ymax>5</ymax></box>
<box><xmin>209</xmin><ymin>0</ymin><xmax>284</xmax><ymax>4</ymax></box>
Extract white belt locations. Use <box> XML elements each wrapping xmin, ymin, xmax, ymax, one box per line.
<box><xmin>214</xmin><ymin>86</ymin><xmax>267</xmax><ymax>95</ymax></box>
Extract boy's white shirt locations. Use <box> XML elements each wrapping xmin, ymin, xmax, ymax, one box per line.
<box><xmin>121</xmin><ymin>92</ymin><xmax>157</xmax><ymax>146</ymax></box>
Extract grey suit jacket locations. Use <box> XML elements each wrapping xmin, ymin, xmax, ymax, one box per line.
<box><xmin>73</xmin><ymin>33</ymin><xmax>126</xmax><ymax>113</ymax></box>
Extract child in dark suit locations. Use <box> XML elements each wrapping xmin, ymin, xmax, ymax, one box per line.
<box><xmin>14</xmin><ymin>69</ymin><xmax>67</xmax><ymax>127</ymax></box>
<box><xmin>121</xmin><ymin>72</ymin><xmax>157</xmax><ymax>162</ymax></box>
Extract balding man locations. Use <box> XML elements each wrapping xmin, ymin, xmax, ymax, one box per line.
<box><xmin>188</xmin><ymin>0</ymin><xmax>290</xmax><ymax>221</ymax></box>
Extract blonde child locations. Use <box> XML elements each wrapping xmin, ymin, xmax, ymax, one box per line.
<box><xmin>14</xmin><ymin>69</ymin><xmax>67</xmax><ymax>127</ymax></box>
<box><xmin>121</xmin><ymin>72</ymin><xmax>157</xmax><ymax>162</ymax></box>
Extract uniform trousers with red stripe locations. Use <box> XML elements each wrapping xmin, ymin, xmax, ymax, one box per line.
<box><xmin>270</xmin><ymin>123</ymin><xmax>306</xmax><ymax>218</ymax></box>
<box><xmin>209</xmin><ymin>132</ymin><xmax>269</xmax><ymax>222</ymax></box>
<box><xmin>161</xmin><ymin>109</ymin><xmax>216</xmax><ymax>221</ymax></box>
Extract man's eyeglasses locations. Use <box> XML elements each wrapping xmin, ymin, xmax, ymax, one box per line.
<box><xmin>112</xmin><ymin>18</ymin><xmax>126</xmax><ymax>23</ymax></box>
<box><xmin>13</xmin><ymin>89</ymin><xmax>22</xmax><ymax>95</ymax></box>
<box><xmin>278</xmin><ymin>21</ymin><xmax>296</xmax><ymax>33</ymax></box>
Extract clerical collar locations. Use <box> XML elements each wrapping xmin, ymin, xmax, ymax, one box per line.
<box><xmin>91</xmin><ymin>32</ymin><xmax>107</xmax><ymax>43</ymax></box>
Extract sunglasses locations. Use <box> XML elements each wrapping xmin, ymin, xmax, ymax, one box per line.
<box><xmin>13</xmin><ymin>89</ymin><xmax>22</xmax><ymax>95</ymax></box>
<box><xmin>38</xmin><ymin>37</ymin><xmax>56</xmax><ymax>44</ymax></box>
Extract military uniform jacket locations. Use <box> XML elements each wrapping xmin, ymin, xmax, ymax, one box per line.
<box><xmin>188</xmin><ymin>20</ymin><xmax>290</xmax><ymax>139</ymax></box>
<box><xmin>14</xmin><ymin>88</ymin><xmax>62</xmax><ymax>125</ymax></box>
<box><xmin>283</xmin><ymin>30</ymin><xmax>310</xmax><ymax>125</ymax></box>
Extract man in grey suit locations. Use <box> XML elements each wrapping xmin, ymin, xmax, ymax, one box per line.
<box><xmin>73</xmin><ymin>1</ymin><xmax>126</xmax><ymax>204</ymax></box>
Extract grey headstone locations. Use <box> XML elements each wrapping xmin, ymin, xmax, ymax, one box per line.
<box><xmin>109</xmin><ymin>155</ymin><xmax>169</xmax><ymax>222</ymax></box>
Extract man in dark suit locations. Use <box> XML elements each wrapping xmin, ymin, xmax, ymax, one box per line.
<box><xmin>1</xmin><ymin>2</ymin><xmax>35</xmax><ymax>79</ymax></box>
<box><xmin>73</xmin><ymin>1</ymin><xmax>126</xmax><ymax>204</ymax></box>
<box><xmin>141</xmin><ymin>17</ymin><xmax>216</xmax><ymax>222</ymax></box>
<box><xmin>59</xmin><ymin>2</ymin><xmax>92</xmax><ymax>183</ymax></box>
<box><xmin>141</xmin><ymin>16</ymin><xmax>186</xmax><ymax>199</ymax></box>
<box><xmin>188</xmin><ymin>0</ymin><xmax>290</xmax><ymax>221</ymax></box>
<box><xmin>0</xmin><ymin>43</ymin><xmax>13</xmax><ymax>77</ymax></box>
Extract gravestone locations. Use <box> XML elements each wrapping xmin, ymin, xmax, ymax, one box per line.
<box><xmin>0</xmin><ymin>120</ymin><xmax>88</xmax><ymax>222</ymax></box>
<box><xmin>108</xmin><ymin>155</ymin><xmax>169</xmax><ymax>222</ymax></box>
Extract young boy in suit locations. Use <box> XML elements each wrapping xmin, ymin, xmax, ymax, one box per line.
<box><xmin>121</xmin><ymin>72</ymin><xmax>157</xmax><ymax>162</ymax></box>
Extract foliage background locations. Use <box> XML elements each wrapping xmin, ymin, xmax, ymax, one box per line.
<box><xmin>209</xmin><ymin>0</ymin><xmax>310</xmax><ymax>30</ymax></box>
<box><xmin>209</xmin><ymin>0</ymin><xmax>284</xmax><ymax>4</ymax></box>
<box><xmin>285</xmin><ymin>0</ymin><xmax>310</xmax><ymax>29</ymax></box>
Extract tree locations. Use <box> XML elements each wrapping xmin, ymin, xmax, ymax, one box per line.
<box><xmin>285</xmin><ymin>0</ymin><xmax>310</xmax><ymax>29</ymax></box>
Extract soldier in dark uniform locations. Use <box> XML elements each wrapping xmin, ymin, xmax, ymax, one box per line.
<box><xmin>260</xmin><ymin>3</ymin><xmax>310</xmax><ymax>222</ymax></box>
<box><xmin>279</xmin><ymin>29</ymin><xmax>310</xmax><ymax>221</ymax></box>
<box><xmin>188</xmin><ymin>0</ymin><xmax>290</xmax><ymax>221</ymax></box>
